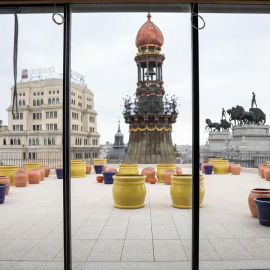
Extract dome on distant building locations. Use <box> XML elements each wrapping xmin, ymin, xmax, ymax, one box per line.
<box><xmin>135</xmin><ymin>13</ymin><xmax>164</xmax><ymax>48</ymax></box>
<box><xmin>106</xmin><ymin>121</ymin><xmax>125</xmax><ymax>163</ymax></box>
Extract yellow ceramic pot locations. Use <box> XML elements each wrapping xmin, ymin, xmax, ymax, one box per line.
<box><xmin>71</xmin><ymin>161</ymin><xmax>86</xmax><ymax>178</ymax></box>
<box><xmin>170</xmin><ymin>174</ymin><xmax>205</xmax><ymax>208</ymax></box>
<box><xmin>157</xmin><ymin>164</ymin><xmax>176</xmax><ymax>183</ymax></box>
<box><xmin>112</xmin><ymin>174</ymin><xmax>146</xmax><ymax>209</ymax></box>
<box><xmin>267</xmin><ymin>161</ymin><xmax>270</xmax><ymax>166</ymax></box>
<box><xmin>213</xmin><ymin>160</ymin><xmax>228</xmax><ymax>174</ymax></box>
<box><xmin>119</xmin><ymin>164</ymin><xmax>138</xmax><ymax>175</ymax></box>
<box><xmin>24</xmin><ymin>162</ymin><xmax>42</xmax><ymax>170</ymax></box>
<box><xmin>93</xmin><ymin>159</ymin><xmax>107</xmax><ymax>172</ymax></box>
<box><xmin>0</xmin><ymin>165</ymin><xmax>19</xmax><ymax>186</ymax></box>
<box><xmin>209</xmin><ymin>158</ymin><xmax>222</xmax><ymax>162</ymax></box>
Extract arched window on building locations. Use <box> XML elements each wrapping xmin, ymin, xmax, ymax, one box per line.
<box><xmin>19</xmin><ymin>100</ymin><xmax>22</xmax><ymax>106</ymax></box>
<box><xmin>48</xmin><ymin>98</ymin><xmax>51</xmax><ymax>105</ymax></box>
<box><xmin>75</xmin><ymin>138</ymin><xmax>77</xmax><ymax>145</ymax></box>
<box><xmin>14</xmin><ymin>138</ymin><xmax>17</xmax><ymax>145</ymax></box>
<box><xmin>23</xmin><ymin>100</ymin><xmax>26</xmax><ymax>106</ymax></box>
<box><xmin>52</xmin><ymin>98</ymin><xmax>55</xmax><ymax>104</ymax></box>
<box><xmin>48</xmin><ymin>138</ymin><xmax>51</xmax><ymax>145</ymax></box>
<box><xmin>32</xmin><ymin>139</ymin><xmax>36</xmax><ymax>145</ymax></box>
<box><xmin>3</xmin><ymin>138</ymin><xmax>6</xmax><ymax>145</ymax></box>
<box><xmin>36</xmin><ymin>138</ymin><xmax>39</xmax><ymax>145</ymax></box>
<box><xmin>33</xmin><ymin>100</ymin><xmax>36</xmax><ymax>106</ymax></box>
<box><xmin>56</xmin><ymin>97</ymin><xmax>60</xmax><ymax>104</ymax></box>
<box><xmin>80</xmin><ymin>138</ymin><xmax>82</xmax><ymax>145</ymax></box>
<box><xmin>10</xmin><ymin>138</ymin><xmax>13</xmax><ymax>145</ymax></box>
<box><xmin>37</xmin><ymin>99</ymin><xmax>40</xmax><ymax>106</ymax></box>
<box><xmin>44</xmin><ymin>138</ymin><xmax>47</xmax><ymax>145</ymax></box>
<box><xmin>29</xmin><ymin>138</ymin><xmax>32</xmax><ymax>146</ymax></box>
<box><xmin>41</xmin><ymin>99</ymin><xmax>44</xmax><ymax>105</ymax></box>
<box><xmin>18</xmin><ymin>138</ymin><xmax>21</xmax><ymax>145</ymax></box>
<box><xmin>52</xmin><ymin>137</ymin><xmax>55</xmax><ymax>145</ymax></box>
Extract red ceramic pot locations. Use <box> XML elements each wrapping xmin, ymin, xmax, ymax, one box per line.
<box><xmin>86</xmin><ymin>163</ymin><xmax>91</xmax><ymax>174</ymax></box>
<box><xmin>38</xmin><ymin>168</ymin><xmax>45</xmax><ymax>181</ymax></box>
<box><xmin>141</xmin><ymin>168</ymin><xmax>153</xmax><ymax>182</ymax></box>
<box><xmin>13</xmin><ymin>171</ymin><xmax>28</xmax><ymax>187</ymax></box>
<box><xmin>42</xmin><ymin>166</ymin><xmax>50</xmax><ymax>177</ymax></box>
<box><xmin>248</xmin><ymin>188</ymin><xmax>270</xmax><ymax>218</ymax></box>
<box><xmin>96</xmin><ymin>176</ymin><xmax>104</xmax><ymax>183</ymax></box>
<box><xmin>176</xmin><ymin>167</ymin><xmax>183</xmax><ymax>175</ymax></box>
<box><xmin>149</xmin><ymin>177</ymin><xmax>157</xmax><ymax>184</ymax></box>
<box><xmin>261</xmin><ymin>165</ymin><xmax>267</xmax><ymax>178</ymax></box>
<box><xmin>264</xmin><ymin>166</ymin><xmax>270</xmax><ymax>181</ymax></box>
<box><xmin>0</xmin><ymin>176</ymin><xmax>10</xmax><ymax>195</ymax></box>
<box><xmin>258</xmin><ymin>164</ymin><xmax>264</xmax><ymax>176</ymax></box>
<box><xmin>228</xmin><ymin>163</ymin><xmax>234</xmax><ymax>173</ymax></box>
<box><xmin>231</xmin><ymin>164</ymin><xmax>241</xmax><ymax>175</ymax></box>
<box><xmin>18</xmin><ymin>167</ymin><xmax>27</xmax><ymax>173</ymax></box>
<box><xmin>163</xmin><ymin>170</ymin><xmax>176</xmax><ymax>185</ymax></box>
<box><xmin>28</xmin><ymin>169</ymin><xmax>41</xmax><ymax>184</ymax></box>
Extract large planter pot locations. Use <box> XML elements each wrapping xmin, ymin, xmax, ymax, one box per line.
<box><xmin>204</xmin><ymin>165</ymin><xmax>213</xmax><ymax>175</ymax></box>
<box><xmin>0</xmin><ymin>176</ymin><xmax>10</xmax><ymax>195</ymax></box>
<box><xmin>0</xmin><ymin>165</ymin><xmax>19</xmax><ymax>186</ymax></box>
<box><xmin>176</xmin><ymin>167</ymin><xmax>183</xmax><ymax>175</ymax></box>
<box><xmin>86</xmin><ymin>163</ymin><xmax>91</xmax><ymax>174</ymax></box>
<box><xmin>213</xmin><ymin>160</ymin><xmax>228</xmax><ymax>174</ymax></box>
<box><xmin>93</xmin><ymin>159</ymin><xmax>107</xmax><ymax>172</ymax></box>
<box><xmin>112</xmin><ymin>175</ymin><xmax>146</xmax><ymax>209</ymax></box>
<box><xmin>254</xmin><ymin>198</ymin><xmax>270</xmax><ymax>226</ymax></box>
<box><xmin>170</xmin><ymin>174</ymin><xmax>205</xmax><ymax>209</ymax></box>
<box><xmin>106</xmin><ymin>168</ymin><xmax>118</xmax><ymax>175</ymax></box>
<box><xmin>56</xmin><ymin>168</ymin><xmax>63</xmax><ymax>179</ymax></box>
<box><xmin>0</xmin><ymin>184</ymin><xmax>8</xmax><ymax>204</ymax></box>
<box><xmin>71</xmin><ymin>161</ymin><xmax>86</xmax><ymax>178</ymax></box>
<box><xmin>13</xmin><ymin>171</ymin><xmax>28</xmax><ymax>187</ymax></box>
<box><xmin>261</xmin><ymin>165</ymin><xmax>268</xmax><ymax>179</ymax></box>
<box><xmin>24</xmin><ymin>162</ymin><xmax>42</xmax><ymax>170</ymax></box>
<box><xmin>119</xmin><ymin>164</ymin><xmax>139</xmax><ymax>175</ymax></box>
<box><xmin>28</xmin><ymin>169</ymin><xmax>41</xmax><ymax>184</ymax></box>
<box><xmin>266</xmin><ymin>161</ymin><xmax>270</xmax><ymax>166</ymax></box>
<box><xmin>228</xmin><ymin>163</ymin><xmax>234</xmax><ymax>173</ymax></box>
<box><xmin>264</xmin><ymin>167</ymin><xmax>270</xmax><ymax>181</ymax></box>
<box><xmin>163</xmin><ymin>170</ymin><xmax>176</xmax><ymax>185</ymax></box>
<box><xmin>38</xmin><ymin>168</ymin><xmax>45</xmax><ymax>181</ymax></box>
<box><xmin>201</xmin><ymin>163</ymin><xmax>208</xmax><ymax>173</ymax></box>
<box><xmin>231</xmin><ymin>164</ymin><xmax>241</xmax><ymax>175</ymax></box>
<box><xmin>141</xmin><ymin>168</ymin><xmax>154</xmax><ymax>182</ymax></box>
<box><xmin>103</xmin><ymin>171</ymin><xmax>115</xmax><ymax>184</ymax></box>
<box><xmin>248</xmin><ymin>188</ymin><xmax>270</xmax><ymax>218</ymax></box>
<box><xmin>42</xmin><ymin>166</ymin><xmax>50</xmax><ymax>177</ymax></box>
<box><xmin>258</xmin><ymin>164</ymin><xmax>264</xmax><ymax>176</ymax></box>
<box><xmin>94</xmin><ymin>165</ymin><xmax>104</xmax><ymax>174</ymax></box>
<box><xmin>157</xmin><ymin>164</ymin><xmax>176</xmax><ymax>183</ymax></box>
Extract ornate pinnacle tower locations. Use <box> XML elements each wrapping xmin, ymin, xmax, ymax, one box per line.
<box><xmin>122</xmin><ymin>14</ymin><xmax>178</xmax><ymax>164</ymax></box>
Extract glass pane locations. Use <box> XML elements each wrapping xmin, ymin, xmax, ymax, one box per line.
<box><xmin>0</xmin><ymin>13</ymin><xmax>64</xmax><ymax>268</ymax></box>
<box><xmin>71</xmin><ymin>11</ymin><xmax>192</xmax><ymax>268</ymax></box>
<box><xmin>200</xmin><ymin>12</ymin><xmax>270</xmax><ymax>270</ymax></box>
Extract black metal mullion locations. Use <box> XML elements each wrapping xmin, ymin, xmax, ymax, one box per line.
<box><xmin>63</xmin><ymin>4</ymin><xmax>72</xmax><ymax>270</ymax></box>
<box><xmin>191</xmin><ymin>3</ymin><xmax>200</xmax><ymax>270</ymax></box>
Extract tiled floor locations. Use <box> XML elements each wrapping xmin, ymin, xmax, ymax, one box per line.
<box><xmin>0</xmin><ymin>166</ymin><xmax>270</xmax><ymax>270</ymax></box>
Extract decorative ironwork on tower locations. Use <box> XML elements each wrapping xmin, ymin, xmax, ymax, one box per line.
<box><xmin>122</xmin><ymin>14</ymin><xmax>179</xmax><ymax>164</ymax></box>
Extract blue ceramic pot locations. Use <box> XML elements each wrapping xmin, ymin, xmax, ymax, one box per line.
<box><xmin>94</xmin><ymin>165</ymin><xmax>104</xmax><ymax>174</ymax></box>
<box><xmin>103</xmin><ymin>171</ymin><xmax>115</xmax><ymax>184</ymax></box>
<box><xmin>254</xmin><ymin>198</ymin><xmax>270</xmax><ymax>226</ymax></box>
<box><xmin>0</xmin><ymin>184</ymin><xmax>8</xmax><ymax>204</ymax></box>
<box><xmin>56</xmin><ymin>168</ymin><xmax>63</xmax><ymax>179</ymax></box>
<box><xmin>204</xmin><ymin>165</ymin><xmax>213</xmax><ymax>175</ymax></box>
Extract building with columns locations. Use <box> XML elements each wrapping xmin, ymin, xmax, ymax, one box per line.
<box><xmin>0</xmin><ymin>76</ymin><xmax>100</xmax><ymax>167</ymax></box>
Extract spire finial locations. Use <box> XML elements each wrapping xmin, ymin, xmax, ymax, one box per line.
<box><xmin>147</xmin><ymin>12</ymin><xmax>151</xmax><ymax>21</ymax></box>
<box><xmin>118</xmin><ymin>119</ymin><xmax>121</xmax><ymax>132</ymax></box>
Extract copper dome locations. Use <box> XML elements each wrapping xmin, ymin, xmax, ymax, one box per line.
<box><xmin>135</xmin><ymin>14</ymin><xmax>164</xmax><ymax>48</ymax></box>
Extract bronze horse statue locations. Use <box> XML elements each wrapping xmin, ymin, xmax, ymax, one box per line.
<box><xmin>236</xmin><ymin>105</ymin><xmax>255</xmax><ymax>124</ymax></box>
<box><xmin>227</xmin><ymin>107</ymin><xmax>241</xmax><ymax>125</ymax></box>
<box><xmin>205</xmin><ymin>119</ymin><xmax>220</xmax><ymax>131</ymax></box>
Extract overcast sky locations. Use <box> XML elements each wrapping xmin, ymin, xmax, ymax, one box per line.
<box><xmin>1</xmin><ymin>12</ymin><xmax>270</xmax><ymax>146</ymax></box>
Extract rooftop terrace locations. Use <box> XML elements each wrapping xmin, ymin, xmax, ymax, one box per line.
<box><xmin>0</xmin><ymin>165</ymin><xmax>270</xmax><ymax>270</ymax></box>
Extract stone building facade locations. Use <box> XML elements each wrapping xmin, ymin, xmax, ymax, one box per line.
<box><xmin>0</xmin><ymin>78</ymin><xmax>100</xmax><ymax>167</ymax></box>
